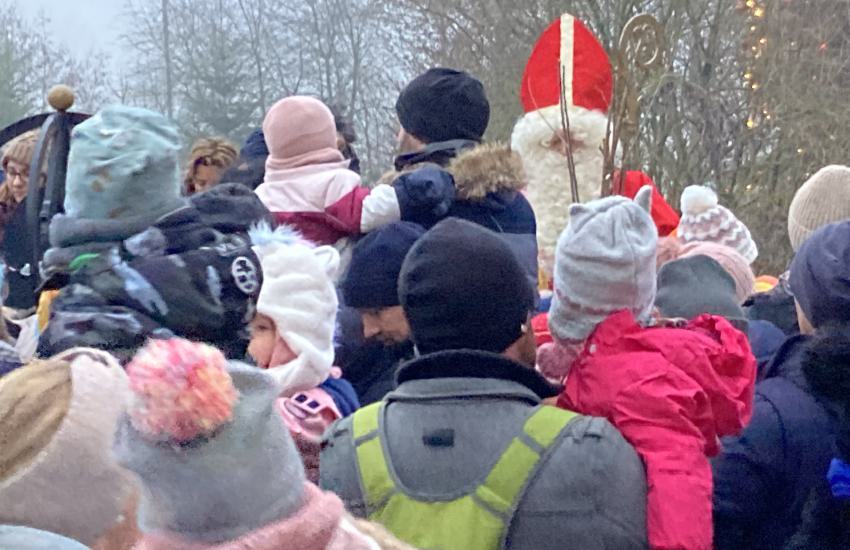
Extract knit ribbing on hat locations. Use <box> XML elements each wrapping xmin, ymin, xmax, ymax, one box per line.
<box><xmin>126</xmin><ymin>339</ymin><xmax>238</xmax><ymax>443</ymax></box>
<box><xmin>549</xmin><ymin>186</ymin><xmax>657</xmax><ymax>343</ymax></box>
<box><xmin>250</xmin><ymin>223</ymin><xmax>339</xmax><ymax>395</ymax></box>
<box><xmin>678</xmin><ymin>185</ymin><xmax>759</xmax><ymax>264</ymax></box>
<box><xmin>788</xmin><ymin>165</ymin><xmax>850</xmax><ymax>252</ymax></box>
<box><xmin>0</xmin><ymin>349</ymin><xmax>132</xmax><ymax>545</ymax></box>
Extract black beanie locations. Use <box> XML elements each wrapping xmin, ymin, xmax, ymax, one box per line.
<box><xmin>399</xmin><ymin>218</ymin><xmax>535</xmax><ymax>355</ymax></box>
<box><xmin>655</xmin><ymin>255</ymin><xmax>747</xmax><ymax>326</ymax></box>
<box><xmin>342</xmin><ymin>222</ymin><xmax>426</xmax><ymax>309</ymax></box>
<box><xmin>396</xmin><ymin>68</ymin><xmax>490</xmax><ymax>144</ymax></box>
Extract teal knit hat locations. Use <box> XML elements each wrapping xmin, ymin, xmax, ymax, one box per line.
<box><xmin>65</xmin><ymin>105</ymin><xmax>186</xmax><ymax>221</ymax></box>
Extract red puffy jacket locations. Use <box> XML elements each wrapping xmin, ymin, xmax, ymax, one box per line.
<box><xmin>557</xmin><ymin>311</ymin><xmax>756</xmax><ymax>550</ymax></box>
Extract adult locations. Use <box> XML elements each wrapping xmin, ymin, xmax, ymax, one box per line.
<box><xmin>511</xmin><ymin>13</ymin><xmax>679</xmax><ymax>280</ymax></box>
<box><xmin>381</xmin><ymin>68</ymin><xmax>539</xmax><ymax>286</ymax></box>
<box><xmin>747</xmin><ymin>165</ymin><xmax>850</xmax><ymax>335</ymax></box>
<box><xmin>321</xmin><ymin>218</ymin><xmax>648</xmax><ymax>550</ymax></box>
<box><xmin>183</xmin><ymin>137</ymin><xmax>238</xmax><ymax>195</ymax></box>
<box><xmin>38</xmin><ymin>105</ymin><xmax>271</xmax><ymax>361</ymax></box>
<box><xmin>0</xmin><ymin>131</ymin><xmax>41</xmax><ymax>310</ymax></box>
<box><xmin>339</xmin><ymin>222</ymin><xmax>424</xmax><ymax>404</ymax></box>
<box><xmin>713</xmin><ymin>221</ymin><xmax>850</xmax><ymax>549</ymax></box>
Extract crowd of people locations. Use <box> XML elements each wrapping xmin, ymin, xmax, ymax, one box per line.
<box><xmin>1</xmin><ymin>12</ymin><xmax>850</xmax><ymax>550</ymax></box>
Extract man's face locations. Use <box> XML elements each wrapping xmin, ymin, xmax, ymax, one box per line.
<box><xmin>360</xmin><ymin>306</ymin><xmax>411</xmax><ymax>345</ymax></box>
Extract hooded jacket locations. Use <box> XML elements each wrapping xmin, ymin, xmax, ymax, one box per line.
<box><xmin>558</xmin><ymin>311</ymin><xmax>756</xmax><ymax>550</ymax></box>
<box><xmin>321</xmin><ymin>349</ymin><xmax>649</xmax><ymax>549</ymax></box>
<box><xmin>38</xmin><ymin>184</ymin><xmax>271</xmax><ymax>361</ymax></box>
<box><xmin>381</xmin><ymin>141</ymin><xmax>539</xmax><ymax>286</ymax></box>
<box><xmin>713</xmin><ymin>333</ymin><xmax>840</xmax><ymax>550</ymax></box>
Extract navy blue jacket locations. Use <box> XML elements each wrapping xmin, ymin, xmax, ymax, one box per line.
<box><xmin>389</xmin><ymin>141</ymin><xmax>538</xmax><ymax>290</ymax></box>
<box><xmin>713</xmin><ymin>335</ymin><xmax>838</xmax><ymax>550</ymax></box>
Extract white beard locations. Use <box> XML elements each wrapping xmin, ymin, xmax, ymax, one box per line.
<box><xmin>511</xmin><ymin>105</ymin><xmax>608</xmax><ymax>276</ymax></box>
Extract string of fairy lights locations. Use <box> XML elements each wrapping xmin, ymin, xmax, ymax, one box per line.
<box><xmin>737</xmin><ymin>0</ymin><xmax>767</xmax><ymax>130</ymax></box>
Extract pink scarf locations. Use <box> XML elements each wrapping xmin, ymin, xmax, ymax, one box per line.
<box><xmin>135</xmin><ymin>484</ymin><xmax>378</xmax><ymax>550</ymax></box>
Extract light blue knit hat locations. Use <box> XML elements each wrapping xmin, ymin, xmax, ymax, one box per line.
<box><xmin>64</xmin><ymin>105</ymin><xmax>186</xmax><ymax>222</ymax></box>
<box><xmin>549</xmin><ymin>186</ymin><xmax>658</xmax><ymax>342</ymax></box>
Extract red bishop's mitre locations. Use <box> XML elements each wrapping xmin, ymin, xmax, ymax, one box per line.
<box><xmin>520</xmin><ymin>13</ymin><xmax>613</xmax><ymax>115</ymax></box>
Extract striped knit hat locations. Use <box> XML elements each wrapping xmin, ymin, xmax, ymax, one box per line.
<box><xmin>678</xmin><ymin>185</ymin><xmax>758</xmax><ymax>264</ymax></box>
<box><xmin>788</xmin><ymin>165</ymin><xmax>850</xmax><ymax>252</ymax></box>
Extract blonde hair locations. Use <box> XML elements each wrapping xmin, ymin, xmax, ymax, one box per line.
<box><xmin>184</xmin><ymin>137</ymin><xmax>238</xmax><ymax>193</ymax></box>
<box><xmin>0</xmin><ymin>359</ymin><xmax>72</xmax><ymax>479</ymax></box>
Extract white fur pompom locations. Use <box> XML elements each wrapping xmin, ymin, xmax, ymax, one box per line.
<box><xmin>680</xmin><ymin>185</ymin><xmax>718</xmax><ymax>216</ymax></box>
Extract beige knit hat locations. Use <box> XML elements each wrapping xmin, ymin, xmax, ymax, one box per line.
<box><xmin>0</xmin><ymin>348</ymin><xmax>133</xmax><ymax>545</ymax></box>
<box><xmin>678</xmin><ymin>185</ymin><xmax>758</xmax><ymax>264</ymax></box>
<box><xmin>788</xmin><ymin>165</ymin><xmax>850</xmax><ymax>251</ymax></box>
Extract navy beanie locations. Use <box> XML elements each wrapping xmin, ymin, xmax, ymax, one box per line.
<box><xmin>399</xmin><ymin>218</ymin><xmax>535</xmax><ymax>355</ymax></box>
<box><xmin>396</xmin><ymin>68</ymin><xmax>490</xmax><ymax>144</ymax></box>
<box><xmin>790</xmin><ymin>221</ymin><xmax>850</xmax><ymax>328</ymax></box>
<box><xmin>342</xmin><ymin>222</ymin><xmax>426</xmax><ymax>309</ymax></box>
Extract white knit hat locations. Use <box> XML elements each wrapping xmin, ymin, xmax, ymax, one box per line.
<box><xmin>549</xmin><ymin>186</ymin><xmax>657</xmax><ymax>342</ymax></box>
<box><xmin>250</xmin><ymin>223</ymin><xmax>340</xmax><ymax>395</ymax></box>
<box><xmin>678</xmin><ymin>185</ymin><xmax>758</xmax><ymax>264</ymax></box>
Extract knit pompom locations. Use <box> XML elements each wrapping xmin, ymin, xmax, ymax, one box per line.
<box><xmin>680</xmin><ymin>185</ymin><xmax>718</xmax><ymax>216</ymax></box>
<box><xmin>127</xmin><ymin>338</ymin><xmax>238</xmax><ymax>443</ymax></box>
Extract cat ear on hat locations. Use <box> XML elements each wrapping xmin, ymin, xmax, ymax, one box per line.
<box><xmin>312</xmin><ymin>246</ymin><xmax>340</xmax><ymax>280</ymax></box>
<box><xmin>634</xmin><ymin>185</ymin><xmax>653</xmax><ymax>214</ymax></box>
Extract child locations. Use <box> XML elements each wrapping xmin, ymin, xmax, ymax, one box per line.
<box><xmin>255</xmin><ymin>96</ymin><xmax>454</xmax><ymax>253</ymax></box>
<box><xmin>248</xmin><ymin>223</ymin><xmax>359</xmax><ymax>481</ymax></box>
<box><xmin>116</xmin><ymin>338</ymin><xmax>412</xmax><ymax>550</ymax></box>
<box><xmin>545</xmin><ymin>187</ymin><xmax>756</xmax><ymax>550</ymax></box>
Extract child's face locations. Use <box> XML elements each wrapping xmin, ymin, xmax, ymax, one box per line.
<box><xmin>248</xmin><ymin>314</ymin><xmax>278</xmax><ymax>369</ymax></box>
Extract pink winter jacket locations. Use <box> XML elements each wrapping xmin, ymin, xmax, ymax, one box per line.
<box><xmin>134</xmin><ymin>483</ymin><xmax>379</xmax><ymax>550</ymax></box>
<box><xmin>256</xmin><ymin>162</ymin><xmax>399</xmax><ymax>246</ymax></box>
<box><xmin>557</xmin><ymin>311</ymin><xmax>756</xmax><ymax>550</ymax></box>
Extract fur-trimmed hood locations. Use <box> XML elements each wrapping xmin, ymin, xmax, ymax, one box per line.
<box><xmin>448</xmin><ymin>143</ymin><xmax>526</xmax><ymax>200</ymax></box>
<box><xmin>379</xmin><ymin>142</ymin><xmax>526</xmax><ymax>201</ymax></box>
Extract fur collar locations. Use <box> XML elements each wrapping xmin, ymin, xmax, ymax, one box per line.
<box><xmin>448</xmin><ymin>143</ymin><xmax>526</xmax><ymax>200</ymax></box>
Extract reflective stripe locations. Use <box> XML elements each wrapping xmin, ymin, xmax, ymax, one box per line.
<box><xmin>351</xmin><ymin>404</ymin><xmax>578</xmax><ymax>550</ymax></box>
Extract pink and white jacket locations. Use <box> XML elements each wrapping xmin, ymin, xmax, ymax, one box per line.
<box><xmin>256</xmin><ymin>159</ymin><xmax>400</xmax><ymax>246</ymax></box>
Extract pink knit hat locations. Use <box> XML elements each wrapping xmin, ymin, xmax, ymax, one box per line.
<box><xmin>679</xmin><ymin>241</ymin><xmax>755</xmax><ymax>304</ymax></box>
<box><xmin>678</xmin><ymin>185</ymin><xmax>758</xmax><ymax>264</ymax></box>
<box><xmin>262</xmin><ymin>96</ymin><xmax>343</xmax><ymax>171</ymax></box>
<box><xmin>656</xmin><ymin>236</ymin><xmax>683</xmax><ymax>272</ymax></box>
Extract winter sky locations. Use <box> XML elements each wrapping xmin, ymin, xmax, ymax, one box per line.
<box><xmin>12</xmin><ymin>0</ymin><xmax>126</xmax><ymax>62</ymax></box>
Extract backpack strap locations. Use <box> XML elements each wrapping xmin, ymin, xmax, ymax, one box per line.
<box><xmin>474</xmin><ymin>406</ymin><xmax>577</xmax><ymax>521</ymax></box>
<box><xmin>352</xmin><ymin>402</ymin><xmax>396</xmax><ymax>513</ymax></box>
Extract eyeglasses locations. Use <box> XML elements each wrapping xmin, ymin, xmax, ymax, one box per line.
<box><xmin>5</xmin><ymin>168</ymin><xmax>28</xmax><ymax>181</ymax></box>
